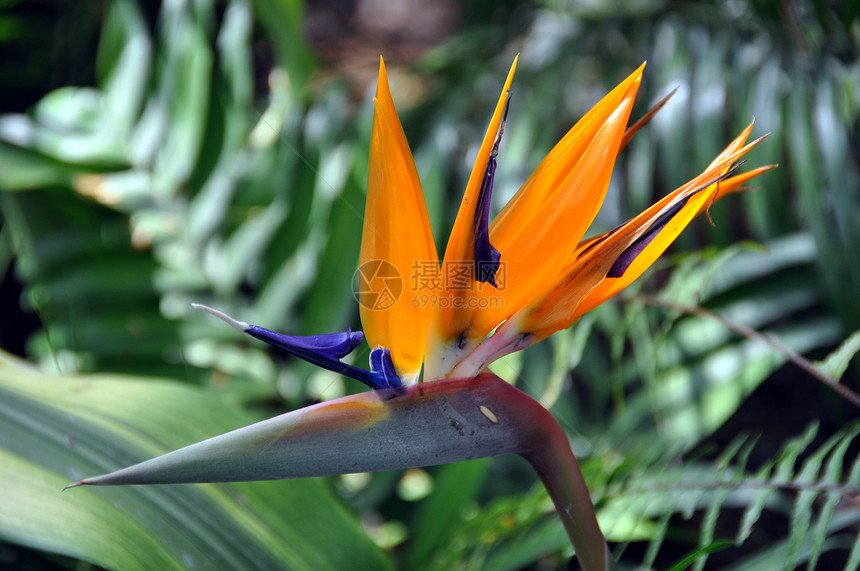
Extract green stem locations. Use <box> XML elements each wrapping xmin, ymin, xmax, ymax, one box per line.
<box><xmin>521</xmin><ymin>409</ymin><xmax>613</xmax><ymax>571</ymax></box>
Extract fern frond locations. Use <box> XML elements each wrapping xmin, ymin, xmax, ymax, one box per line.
<box><xmin>590</xmin><ymin>421</ymin><xmax>860</xmax><ymax>569</ymax></box>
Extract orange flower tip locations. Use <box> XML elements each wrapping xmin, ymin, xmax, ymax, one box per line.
<box><xmin>749</xmin><ymin>133</ymin><xmax>768</xmax><ymax>146</ymax></box>
<box><xmin>621</xmin><ymin>85</ymin><xmax>679</xmax><ymax>150</ymax></box>
<box><xmin>376</xmin><ymin>57</ymin><xmax>389</xmax><ymax>97</ymax></box>
<box><xmin>723</xmin><ymin>164</ymin><xmax>779</xmax><ymax>194</ymax></box>
<box><xmin>745</xmin><ymin>163</ymin><xmax>777</xmax><ymax>176</ymax></box>
<box><xmin>606</xmin><ymin>162</ymin><xmax>744</xmax><ymax>279</ymax></box>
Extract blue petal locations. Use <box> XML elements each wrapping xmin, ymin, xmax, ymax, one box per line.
<box><xmin>473</xmin><ymin>93</ymin><xmax>511</xmax><ymax>288</ymax></box>
<box><xmin>192</xmin><ymin>304</ymin><xmax>397</xmax><ymax>391</ymax></box>
<box><xmin>245</xmin><ymin>327</ymin><xmax>364</xmax><ymax>361</ymax></box>
<box><xmin>246</xmin><ymin>325</ymin><xmax>396</xmax><ymax>390</ymax></box>
<box><xmin>606</xmin><ymin>164</ymin><xmax>743</xmax><ymax>278</ymax></box>
<box><xmin>473</xmin><ymin>154</ymin><xmax>502</xmax><ymax>287</ymax></box>
<box><xmin>369</xmin><ymin>346</ymin><xmax>402</xmax><ymax>389</ymax></box>
<box><xmin>606</xmin><ymin>195</ymin><xmax>690</xmax><ymax>278</ymax></box>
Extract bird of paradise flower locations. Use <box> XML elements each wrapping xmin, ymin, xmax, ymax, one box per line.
<box><xmin>66</xmin><ymin>56</ymin><xmax>773</xmax><ymax>571</ymax></box>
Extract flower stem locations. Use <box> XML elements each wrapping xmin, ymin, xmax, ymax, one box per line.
<box><xmin>520</xmin><ymin>408</ymin><xmax>613</xmax><ymax>571</ymax></box>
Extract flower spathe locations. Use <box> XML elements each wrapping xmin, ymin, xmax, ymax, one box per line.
<box><xmin>360</xmin><ymin>57</ymin><xmax>438</xmax><ymax>384</ymax></box>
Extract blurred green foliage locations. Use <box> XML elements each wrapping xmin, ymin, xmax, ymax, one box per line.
<box><xmin>0</xmin><ymin>0</ymin><xmax>858</xmax><ymax>569</ymax></box>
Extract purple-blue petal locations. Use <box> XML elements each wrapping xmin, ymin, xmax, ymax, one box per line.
<box><xmin>472</xmin><ymin>93</ymin><xmax>512</xmax><ymax>288</ymax></box>
<box><xmin>606</xmin><ymin>195</ymin><xmax>690</xmax><ymax>278</ymax></box>
<box><xmin>245</xmin><ymin>325</ymin><xmax>393</xmax><ymax>391</ymax></box>
<box><xmin>369</xmin><ymin>346</ymin><xmax>402</xmax><ymax>389</ymax></box>
<box><xmin>606</xmin><ymin>163</ymin><xmax>743</xmax><ymax>278</ymax></box>
<box><xmin>473</xmin><ymin>155</ymin><xmax>502</xmax><ymax>287</ymax></box>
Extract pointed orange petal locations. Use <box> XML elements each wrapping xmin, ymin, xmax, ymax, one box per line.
<box><xmin>619</xmin><ymin>86</ymin><xmax>679</xmax><ymax>151</ymax></box>
<box><xmin>562</xmin><ymin>121</ymin><xmax>761</xmax><ymax>266</ymax></box>
<box><xmin>422</xmin><ymin>56</ymin><xmax>518</xmax><ymax>378</ymax></box>
<box><xmin>359</xmin><ymin>57</ymin><xmax>438</xmax><ymax>382</ymax></box>
<box><xmin>701</xmin><ymin>163</ymin><xmax>777</xmax><ymax>207</ymax></box>
<box><xmin>517</xmin><ymin>130</ymin><xmax>768</xmax><ymax>339</ymax></box>
<box><xmin>490</xmin><ymin>64</ymin><xmax>646</xmax><ymax>246</ymax></box>
<box><xmin>468</xmin><ymin>64</ymin><xmax>645</xmax><ymax>337</ymax></box>
<box><xmin>706</xmin><ymin>120</ymin><xmax>754</xmax><ymax>170</ymax></box>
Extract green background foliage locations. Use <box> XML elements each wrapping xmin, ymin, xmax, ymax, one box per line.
<box><xmin>0</xmin><ymin>0</ymin><xmax>858</xmax><ymax>568</ymax></box>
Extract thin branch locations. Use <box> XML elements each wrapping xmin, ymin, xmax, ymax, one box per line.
<box><xmin>625</xmin><ymin>293</ymin><xmax>860</xmax><ymax>410</ymax></box>
<box><xmin>609</xmin><ymin>479</ymin><xmax>860</xmax><ymax>497</ymax></box>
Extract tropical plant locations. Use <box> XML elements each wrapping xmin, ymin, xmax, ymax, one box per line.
<box><xmin>1</xmin><ymin>0</ymin><xmax>858</xmax><ymax>569</ymax></box>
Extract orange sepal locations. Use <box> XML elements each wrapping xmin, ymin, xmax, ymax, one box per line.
<box><xmin>619</xmin><ymin>86</ymin><xmax>678</xmax><ymax>151</ymax></box>
<box><xmin>468</xmin><ymin>64</ymin><xmax>645</xmax><ymax>337</ymax></box>
<box><xmin>699</xmin><ymin>163</ymin><xmax>777</xmax><ymax>209</ymax></box>
<box><xmin>359</xmin><ymin>57</ymin><xmax>438</xmax><ymax>382</ymax></box>
<box><xmin>422</xmin><ymin>57</ymin><xmax>519</xmax><ymax>379</ymax></box>
<box><xmin>517</xmin><ymin>129</ymin><xmax>767</xmax><ymax>339</ymax></box>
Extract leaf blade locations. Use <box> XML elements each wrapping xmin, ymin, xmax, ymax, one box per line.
<box><xmin>0</xmin><ymin>350</ymin><xmax>392</xmax><ymax>571</ymax></box>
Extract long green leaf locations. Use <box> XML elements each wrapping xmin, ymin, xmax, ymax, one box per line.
<box><xmin>0</xmin><ymin>350</ymin><xmax>391</xmax><ymax>570</ymax></box>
